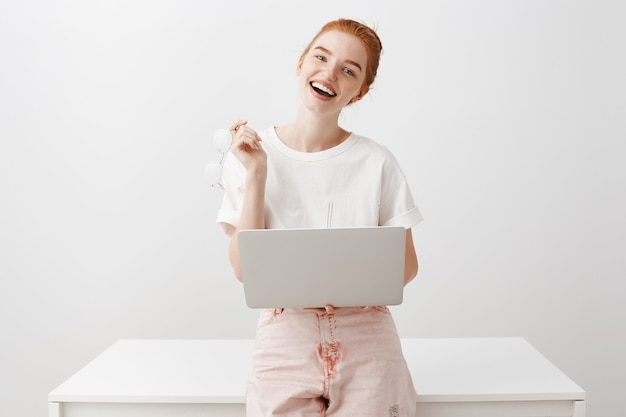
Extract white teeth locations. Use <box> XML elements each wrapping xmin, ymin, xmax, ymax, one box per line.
<box><xmin>311</xmin><ymin>82</ymin><xmax>336</xmax><ymax>96</ymax></box>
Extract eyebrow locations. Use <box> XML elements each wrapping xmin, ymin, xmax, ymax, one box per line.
<box><xmin>313</xmin><ymin>46</ymin><xmax>362</xmax><ymax>71</ymax></box>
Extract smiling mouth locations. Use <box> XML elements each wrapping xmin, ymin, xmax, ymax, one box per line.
<box><xmin>311</xmin><ymin>82</ymin><xmax>336</xmax><ymax>97</ymax></box>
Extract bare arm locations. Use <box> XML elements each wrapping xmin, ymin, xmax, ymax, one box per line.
<box><xmin>404</xmin><ymin>228</ymin><xmax>418</xmax><ymax>286</ymax></box>
<box><xmin>225</xmin><ymin>120</ymin><xmax>267</xmax><ymax>282</ymax></box>
<box><xmin>228</xmin><ymin>168</ymin><xmax>266</xmax><ymax>281</ymax></box>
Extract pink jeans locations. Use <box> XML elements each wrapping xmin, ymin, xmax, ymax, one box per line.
<box><xmin>246</xmin><ymin>306</ymin><xmax>417</xmax><ymax>417</ymax></box>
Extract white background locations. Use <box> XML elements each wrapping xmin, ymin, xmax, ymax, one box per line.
<box><xmin>1</xmin><ymin>1</ymin><xmax>624</xmax><ymax>416</ymax></box>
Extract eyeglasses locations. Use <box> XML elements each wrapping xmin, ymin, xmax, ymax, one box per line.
<box><xmin>204</xmin><ymin>128</ymin><xmax>232</xmax><ymax>189</ymax></box>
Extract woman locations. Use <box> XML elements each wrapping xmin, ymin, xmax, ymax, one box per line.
<box><xmin>217</xmin><ymin>18</ymin><xmax>422</xmax><ymax>417</ymax></box>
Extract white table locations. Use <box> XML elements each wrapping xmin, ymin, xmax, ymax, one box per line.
<box><xmin>48</xmin><ymin>338</ymin><xmax>585</xmax><ymax>417</ymax></box>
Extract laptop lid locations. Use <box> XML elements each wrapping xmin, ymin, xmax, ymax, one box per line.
<box><xmin>238</xmin><ymin>226</ymin><xmax>406</xmax><ymax>309</ymax></box>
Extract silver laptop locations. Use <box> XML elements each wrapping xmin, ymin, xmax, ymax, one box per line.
<box><xmin>238</xmin><ymin>226</ymin><xmax>406</xmax><ymax>309</ymax></box>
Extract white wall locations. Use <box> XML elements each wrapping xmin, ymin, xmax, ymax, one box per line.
<box><xmin>1</xmin><ymin>1</ymin><xmax>624</xmax><ymax>416</ymax></box>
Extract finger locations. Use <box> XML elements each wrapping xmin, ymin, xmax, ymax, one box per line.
<box><xmin>230</xmin><ymin>119</ymin><xmax>248</xmax><ymax>133</ymax></box>
<box><xmin>235</xmin><ymin>130</ymin><xmax>262</xmax><ymax>150</ymax></box>
<box><xmin>303</xmin><ymin>307</ymin><xmax>329</xmax><ymax>315</ymax></box>
<box><xmin>233</xmin><ymin>136</ymin><xmax>261</xmax><ymax>153</ymax></box>
<box><xmin>230</xmin><ymin>119</ymin><xmax>247</xmax><ymax>131</ymax></box>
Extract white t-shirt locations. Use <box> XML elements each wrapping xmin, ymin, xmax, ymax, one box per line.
<box><xmin>217</xmin><ymin>127</ymin><xmax>422</xmax><ymax>231</ymax></box>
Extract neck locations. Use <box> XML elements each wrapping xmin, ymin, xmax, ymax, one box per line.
<box><xmin>277</xmin><ymin>107</ymin><xmax>349</xmax><ymax>152</ymax></box>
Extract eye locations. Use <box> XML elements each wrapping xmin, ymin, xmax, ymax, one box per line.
<box><xmin>343</xmin><ymin>67</ymin><xmax>355</xmax><ymax>76</ymax></box>
<box><xmin>315</xmin><ymin>54</ymin><xmax>326</xmax><ymax>62</ymax></box>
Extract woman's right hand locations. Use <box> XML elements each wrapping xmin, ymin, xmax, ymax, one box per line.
<box><xmin>230</xmin><ymin>120</ymin><xmax>267</xmax><ymax>173</ymax></box>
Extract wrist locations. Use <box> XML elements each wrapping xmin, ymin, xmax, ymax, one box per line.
<box><xmin>245</xmin><ymin>166</ymin><xmax>267</xmax><ymax>184</ymax></box>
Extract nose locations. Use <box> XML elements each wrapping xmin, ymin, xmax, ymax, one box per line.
<box><xmin>322</xmin><ymin>64</ymin><xmax>339</xmax><ymax>81</ymax></box>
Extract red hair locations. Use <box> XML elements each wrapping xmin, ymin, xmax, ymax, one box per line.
<box><xmin>299</xmin><ymin>19</ymin><xmax>383</xmax><ymax>94</ymax></box>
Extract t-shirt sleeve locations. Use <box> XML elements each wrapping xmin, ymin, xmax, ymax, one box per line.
<box><xmin>378</xmin><ymin>149</ymin><xmax>424</xmax><ymax>229</ymax></box>
<box><xmin>216</xmin><ymin>151</ymin><xmax>246</xmax><ymax>234</ymax></box>
<box><xmin>379</xmin><ymin>178</ymin><xmax>424</xmax><ymax>228</ymax></box>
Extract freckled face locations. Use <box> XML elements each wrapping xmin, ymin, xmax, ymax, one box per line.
<box><xmin>297</xmin><ymin>30</ymin><xmax>368</xmax><ymax>115</ymax></box>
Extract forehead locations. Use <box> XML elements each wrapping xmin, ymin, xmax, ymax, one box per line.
<box><xmin>310</xmin><ymin>30</ymin><xmax>368</xmax><ymax>65</ymax></box>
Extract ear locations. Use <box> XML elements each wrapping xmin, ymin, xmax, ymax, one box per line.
<box><xmin>350</xmin><ymin>86</ymin><xmax>369</xmax><ymax>104</ymax></box>
<box><xmin>296</xmin><ymin>57</ymin><xmax>304</xmax><ymax>76</ymax></box>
